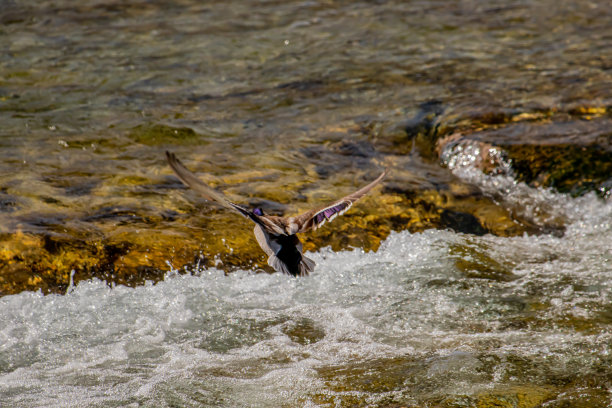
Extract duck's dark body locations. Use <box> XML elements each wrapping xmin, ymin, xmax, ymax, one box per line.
<box><xmin>273</xmin><ymin>234</ymin><xmax>303</xmax><ymax>276</ymax></box>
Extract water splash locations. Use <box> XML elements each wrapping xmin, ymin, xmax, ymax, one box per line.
<box><xmin>1</xmin><ymin>186</ymin><xmax>610</xmax><ymax>406</ymax></box>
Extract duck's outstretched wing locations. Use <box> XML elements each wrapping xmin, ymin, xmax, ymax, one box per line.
<box><xmin>167</xmin><ymin>152</ymin><xmax>288</xmax><ymax>235</ymax></box>
<box><xmin>293</xmin><ymin>168</ymin><xmax>388</xmax><ymax>233</ymax></box>
<box><xmin>166</xmin><ymin>151</ymin><xmax>254</xmax><ymax>218</ymax></box>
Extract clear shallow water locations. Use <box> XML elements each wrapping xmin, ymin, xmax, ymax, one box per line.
<box><xmin>1</xmin><ymin>172</ymin><xmax>610</xmax><ymax>407</ymax></box>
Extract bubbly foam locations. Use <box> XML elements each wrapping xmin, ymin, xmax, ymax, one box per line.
<box><xmin>1</xmin><ymin>174</ymin><xmax>611</xmax><ymax>407</ymax></box>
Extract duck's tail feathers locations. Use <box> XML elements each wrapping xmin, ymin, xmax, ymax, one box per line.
<box><xmin>298</xmin><ymin>255</ymin><xmax>316</xmax><ymax>277</ymax></box>
<box><xmin>268</xmin><ymin>254</ymin><xmax>291</xmax><ymax>275</ymax></box>
<box><xmin>267</xmin><ymin>254</ymin><xmax>315</xmax><ymax>277</ymax></box>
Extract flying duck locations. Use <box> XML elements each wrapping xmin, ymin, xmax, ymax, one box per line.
<box><xmin>166</xmin><ymin>151</ymin><xmax>388</xmax><ymax>276</ymax></box>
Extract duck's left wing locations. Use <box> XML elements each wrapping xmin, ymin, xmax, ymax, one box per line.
<box><xmin>293</xmin><ymin>168</ymin><xmax>388</xmax><ymax>233</ymax></box>
<box><xmin>167</xmin><ymin>151</ymin><xmax>252</xmax><ymax>217</ymax></box>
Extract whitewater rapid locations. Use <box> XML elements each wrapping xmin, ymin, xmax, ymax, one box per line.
<box><xmin>1</xmin><ymin>181</ymin><xmax>611</xmax><ymax>407</ymax></box>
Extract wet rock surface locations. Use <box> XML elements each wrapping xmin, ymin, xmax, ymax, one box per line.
<box><xmin>2</xmin><ymin>107</ymin><xmax>611</xmax><ymax>296</ymax></box>
<box><xmin>437</xmin><ymin>115</ymin><xmax>612</xmax><ymax>196</ymax></box>
<box><xmin>4</xmin><ymin>112</ymin><xmax>608</xmax><ymax>295</ymax></box>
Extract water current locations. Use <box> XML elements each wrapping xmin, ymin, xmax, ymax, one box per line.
<box><xmin>1</xmin><ymin>168</ymin><xmax>611</xmax><ymax>407</ymax></box>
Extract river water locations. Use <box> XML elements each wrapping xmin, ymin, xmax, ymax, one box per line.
<box><xmin>1</xmin><ymin>0</ymin><xmax>612</xmax><ymax>406</ymax></box>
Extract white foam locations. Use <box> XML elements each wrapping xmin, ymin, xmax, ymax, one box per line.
<box><xmin>1</xmin><ymin>185</ymin><xmax>611</xmax><ymax>406</ymax></box>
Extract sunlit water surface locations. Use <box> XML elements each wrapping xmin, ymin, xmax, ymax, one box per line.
<box><xmin>1</xmin><ymin>171</ymin><xmax>610</xmax><ymax>407</ymax></box>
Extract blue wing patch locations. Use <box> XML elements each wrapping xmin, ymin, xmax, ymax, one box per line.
<box><xmin>312</xmin><ymin>201</ymin><xmax>352</xmax><ymax>229</ymax></box>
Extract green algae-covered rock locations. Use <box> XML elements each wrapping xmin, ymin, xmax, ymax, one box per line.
<box><xmin>0</xmin><ymin>129</ymin><xmax>579</xmax><ymax>296</ymax></box>
<box><xmin>2</xmin><ymin>107</ymin><xmax>610</xmax><ymax>296</ymax></box>
<box><xmin>129</xmin><ymin>124</ymin><xmax>209</xmax><ymax>146</ymax></box>
<box><xmin>0</xmin><ymin>175</ymin><xmax>540</xmax><ymax>295</ymax></box>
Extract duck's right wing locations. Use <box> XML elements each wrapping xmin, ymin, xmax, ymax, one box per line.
<box><xmin>292</xmin><ymin>168</ymin><xmax>388</xmax><ymax>233</ymax></box>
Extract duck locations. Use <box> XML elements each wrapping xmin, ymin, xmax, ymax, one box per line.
<box><xmin>166</xmin><ymin>151</ymin><xmax>387</xmax><ymax>276</ymax></box>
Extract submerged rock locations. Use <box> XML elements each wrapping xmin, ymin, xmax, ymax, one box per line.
<box><xmin>128</xmin><ymin>124</ymin><xmax>210</xmax><ymax>146</ymax></box>
<box><xmin>0</xmin><ymin>164</ymin><xmax>560</xmax><ymax>296</ymax></box>
<box><xmin>313</xmin><ymin>356</ymin><xmax>557</xmax><ymax>408</ymax></box>
<box><xmin>440</xmin><ymin>209</ymin><xmax>488</xmax><ymax>236</ymax></box>
<box><xmin>3</xmin><ymin>115</ymin><xmax>594</xmax><ymax>296</ymax></box>
<box><xmin>2</xmin><ymin>105</ymin><xmax>609</xmax><ymax>295</ymax></box>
